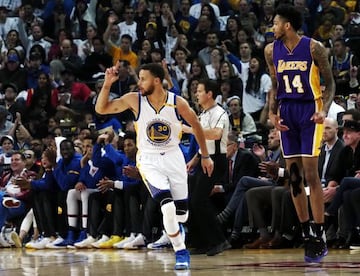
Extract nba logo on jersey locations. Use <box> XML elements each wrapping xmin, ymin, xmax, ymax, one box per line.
<box><xmin>146</xmin><ymin>118</ymin><xmax>172</xmax><ymax>146</ymax></box>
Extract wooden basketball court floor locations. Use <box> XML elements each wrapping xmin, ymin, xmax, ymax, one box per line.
<box><xmin>1</xmin><ymin>248</ymin><xmax>359</xmax><ymax>275</ymax></box>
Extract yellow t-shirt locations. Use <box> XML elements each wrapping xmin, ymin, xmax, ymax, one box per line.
<box><xmin>108</xmin><ymin>45</ymin><xmax>138</xmax><ymax>69</ymax></box>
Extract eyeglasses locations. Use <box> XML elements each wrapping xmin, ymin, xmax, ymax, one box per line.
<box><xmin>24</xmin><ymin>153</ymin><xmax>34</xmax><ymax>159</ymax></box>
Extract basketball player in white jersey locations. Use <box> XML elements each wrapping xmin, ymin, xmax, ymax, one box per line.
<box><xmin>95</xmin><ymin>62</ymin><xmax>213</xmax><ymax>270</ymax></box>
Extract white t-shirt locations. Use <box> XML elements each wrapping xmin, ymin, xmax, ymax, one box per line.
<box><xmin>242</xmin><ymin>73</ymin><xmax>271</xmax><ymax>114</ymax></box>
<box><xmin>189</xmin><ymin>3</ymin><xmax>220</xmax><ymax>19</ymax></box>
<box><xmin>327</xmin><ymin>101</ymin><xmax>345</xmax><ymax>121</ymax></box>
<box><xmin>118</xmin><ymin>21</ymin><xmax>138</xmax><ymax>44</ymax></box>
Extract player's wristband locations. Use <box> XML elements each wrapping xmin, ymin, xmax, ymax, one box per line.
<box><xmin>114</xmin><ymin>180</ymin><xmax>124</xmax><ymax>190</ymax></box>
<box><xmin>201</xmin><ymin>155</ymin><xmax>210</xmax><ymax>159</ymax></box>
<box><xmin>278</xmin><ymin>168</ymin><xmax>285</xmax><ymax>178</ymax></box>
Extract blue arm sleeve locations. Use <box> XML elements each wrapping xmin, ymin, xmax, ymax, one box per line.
<box><xmin>91</xmin><ymin>143</ymin><xmax>103</xmax><ymax>167</ymax></box>
<box><xmin>41</xmin><ymin>0</ymin><xmax>56</xmax><ymax>19</ymax></box>
<box><xmin>31</xmin><ymin>171</ymin><xmax>56</xmax><ymax>191</ymax></box>
<box><xmin>53</xmin><ymin>159</ymin><xmax>81</xmax><ymax>191</ymax></box>
<box><xmin>227</xmin><ymin>53</ymin><xmax>241</xmax><ymax>74</ymax></box>
<box><xmin>104</xmin><ymin>144</ymin><xmax>124</xmax><ymax>167</ymax></box>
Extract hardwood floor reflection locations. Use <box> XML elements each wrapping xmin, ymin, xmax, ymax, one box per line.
<box><xmin>1</xmin><ymin>248</ymin><xmax>360</xmax><ymax>275</ymax></box>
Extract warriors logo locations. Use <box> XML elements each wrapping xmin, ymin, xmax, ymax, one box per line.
<box><xmin>146</xmin><ymin>120</ymin><xmax>171</xmax><ymax>144</ymax></box>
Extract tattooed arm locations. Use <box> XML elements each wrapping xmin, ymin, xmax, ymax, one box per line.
<box><xmin>311</xmin><ymin>40</ymin><xmax>335</xmax><ymax>119</ymax></box>
<box><xmin>264</xmin><ymin>43</ymin><xmax>288</xmax><ymax>131</ymax></box>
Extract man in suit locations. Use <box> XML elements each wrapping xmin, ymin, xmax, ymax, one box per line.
<box><xmin>210</xmin><ymin>130</ymin><xmax>260</xmax><ymax>212</ymax></box>
<box><xmin>318</xmin><ymin>117</ymin><xmax>344</xmax><ymax>245</ymax></box>
<box><xmin>245</xmin><ymin>118</ymin><xmax>344</xmax><ymax>249</ymax></box>
<box><xmin>320</xmin><ymin>118</ymin><xmax>345</xmax><ymax>198</ymax></box>
<box><xmin>217</xmin><ymin>129</ymin><xmax>281</xmax><ymax>246</ymax></box>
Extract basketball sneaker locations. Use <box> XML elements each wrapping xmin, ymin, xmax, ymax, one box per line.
<box><xmin>0</xmin><ymin>227</ymin><xmax>21</xmax><ymax>248</ymax></box>
<box><xmin>25</xmin><ymin>238</ymin><xmax>38</xmax><ymax>249</ymax></box>
<box><xmin>74</xmin><ymin>236</ymin><xmax>97</xmax><ymax>249</ymax></box>
<box><xmin>304</xmin><ymin>237</ymin><xmax>328</xmax><ymax>263</ymax></box>
<box><xmin>91</xmin><ymin>234</ymin><xmax>109</xmax><ymax>248</ymax></box>
<box><xmin>2</xmin><ymin>197</ymin><xmax>21</xmax><ymax>208</ymax></box>
<box><xmin>31</xmin><ymin>237</ymin><xmax>53</xmax><ymax>249</ymax></box>
<box><xmin>10</xmin><ymin>230</ymin><xmax>21</xmax><ymax>248</ymax></box>
<box><xmin>53</xmin><ymin>231</ymin><xmax>75</xmax><ymax>248</ymax></box>
<box><xmin>174</xmin><ymin>249</ymin><xmax>190</xmax><ymax>270</ymax></box>
<box><xmin>46</xmin><ymin>236</ymin><xmax>64</xmax><ymax>249</ymax></box>
<box><xmin>147</xmin><ymin>231</ymin><xmax>171</xmax><ymax>249</ymax></box>
<box><xmin>113</xmin><ymin>233</ymin><xmax>136</xmax><ymax>249</ymax></box>
<box><xmin>123</xmin><ymin>233</ymin><xmax>146</xmax><ymax>249</ymax></box>
<box><xmin>97</xmin><ymin>235</ymin><xmax>123</xmax><ymax>249</ymax></box>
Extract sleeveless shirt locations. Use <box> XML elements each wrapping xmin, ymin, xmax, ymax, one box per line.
<box><xmin>273</xmin><ymin>36</ymin><xmax>322</xmax><ymax>101</ymax></box>
<box><xmin>134</xmin><ymin>91</ymin><xmax>182</xmax><ymax>153</ymax></box>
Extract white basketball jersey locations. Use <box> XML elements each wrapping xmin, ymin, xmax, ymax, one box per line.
<box><xmin>135</xmin><ymin>92</ymin><xmax>182</xmax><ymax>153</ymax></box>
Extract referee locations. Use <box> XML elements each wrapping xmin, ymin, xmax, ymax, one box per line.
<box><xmin>185</xmin><ymin>79</ymin><xmax>231</xmax><ymax>256</ymax></box>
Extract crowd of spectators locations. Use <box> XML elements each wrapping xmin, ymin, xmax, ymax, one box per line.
<box><xmin>0</xmin><ymin>0</ymin><xmax>359</xmax><ymax>255</ymax></box>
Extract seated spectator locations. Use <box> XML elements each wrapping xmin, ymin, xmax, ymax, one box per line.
<box><xmin>324</xmin><ymin>120</ymin><xmax>360</xmax><ymax>244</ymax></box>
<box><xmin>23</xmin><ymin>149</ymin><xmax>41</xmax><ymax>176</ymax></box>
<box><xmin>56</xmin><ymin>65</ymin><xmax>91</xmax><ymax>122</ymax></box>
<box><xmin>191</xmin><ymin>14</ymin><xmax>213</xmax><ymax>53</ymax></box>
<box><xmin>47</xmin><ymin>29</ymin><xmax>74</xmax><ymax>62</ymax></box>
<box><xmin>54</xmin><ymin>135</ymin><xmax>116</xmax><ymax>247</ymax></box>
<box><xmin>217</xmin><ymin>60</ymin><xmax>243</xmax><ymax>98</ymax></box>
<box><xmin>198</xmin><ymin>31</ymin><xmax>220</xmax><ymax>66</ymax></box>
<box><xmin>175</xmin><ymin>0</ymin><xmax>198</xmax><ymax>36</ymax></box>
<box><xmin>108</xmin><ymin>60</ymin><xmax>137</xmax><ymax>98</ymax></box>
<box><xmin>24</xmin><ymin>72</ymin><xmax>59</xmax><ymax>136</ymax></box>
<box><xmin>43</xmin><ymin>139</ymin><xmax>82</xmax><ymax>248</ymax></box>
<box><xmin>172</xmin><ymin>46</ymin><xmax>191</xmax><ymax>87</ymax></box>
<box><xmin>0</xmin><ymin>152</ymin><xmax>37</xmax><ymax>247</ymax></box>
<box><xmin>10</xmin><ymin>112</ymin><xmax>32</xmax><ymax>151</ymax></box>
<box><xmin>1</xmin><ymin>83</ymin><xmax>26</xmax><ymax>121</ymax></box>
<box><xmin>242</xmin><ymin>56</ymin><xmax>271</xmax><ymax>123</ymax></box>
<box><xmin>136</xmin><ymin>39</ymin><xmax>154</xmax><ymax>65</ymax></box>
<box><xmin>247</xmin><ymin>183</ymin><xmax>298</xmax><ymax>249</ymax></box>
<box><xmin>73</xmin><ymin>24</ymin><xmax>98</xmax><ymax>63</ymax></box>
<box><xmin>0</xmin><ymin>106</ymin><xmax>15</xmax><ymax>137</ymax></box>
<box><xmin>3</xmin><ymin>30</ymin><xmax>25</xmax><ymax>63</ymax></box>
<box><xmin>16</xmin><ymin>147</ymin><xmax>59</xmax><ymax>249</ymax></box>
<box><xmin>69</xmin><ymin>0</ymin><xmax>97</xmax><ymax>41</ymax></box>
<box><xmin>227</xmin><ymin>96</ymin><xmax>259</xmax><ymax>145</ymax></box>
<box><xmin>104</xmin><ymin>23</ymin><xmax>138</xmax><ymax>69</ymax></box>
<box><xmin>26</xmin><ymin>51</ymin><xmax>50</xmax><ymax>89</ymax></box>
<box><xmin>81</xmin><ymin>36</ymin><xmax>113</xmax><ymax>81</ymax></box>
<box><xmin>0</xmin><ymin>6</ymin><xmax>19</xmax><ymax>40</ymax></box>
<box><xmin>181</xmin><ymin>58</ymin><xmax>208</xmax><ymax>99</ymax></box>
<box><xmin>0</xmin><ymin>135</ymin><xmax>14</xmax><ymax>174</ymax></box>
<box><xmin>217</xmin><ymin>130</ymin><xmax>281</xmax><ymax>246</ymax></box>
<box><xmin>49</xmin><ymin>39</ymin><xmax>83</xmax><ymax>86</ymax></box>
<box><xmin>0</xmin><ymin>49</ymin><xmax>27</xmax><ymax>92</ymax></box>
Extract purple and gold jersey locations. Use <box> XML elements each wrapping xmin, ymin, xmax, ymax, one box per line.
<box><xmin>273</xmin><ymin>36</ymin><xmax>322</xmax><ymax>101</ymax></box>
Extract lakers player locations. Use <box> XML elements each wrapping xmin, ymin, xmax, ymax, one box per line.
<box><xmin>264</xmin><ymin>4</ymin><xmax>335</xmax><ymax>263</ymax></box>
<box><xmin>95</xmin><ymin>62</ymin><xmax>213</xmax><ymax>270</ymax></box>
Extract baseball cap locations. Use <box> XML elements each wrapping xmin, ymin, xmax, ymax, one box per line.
<box><xmin>343</xmin><ymin>120</ymin><xmax>360</xmax><ymax>132</ymax></box>
<box><xmin>0</xmin><ymin>135</ymin><xmax>14</xmax><ymax>145</ymax></box>
<box><xmin>3</xmin><ymin>83</ymin><xmax>18</xmax><ymax>94</ymax></box>
<box><xmin>146</xmin><ymin>22</ymin><xmax>157</xmax><ymax>29</ymax></box>
<box><xmin>7</xmin><ymin>53</ymin><xmax>19</xmax><ymax>63</ymax></box>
